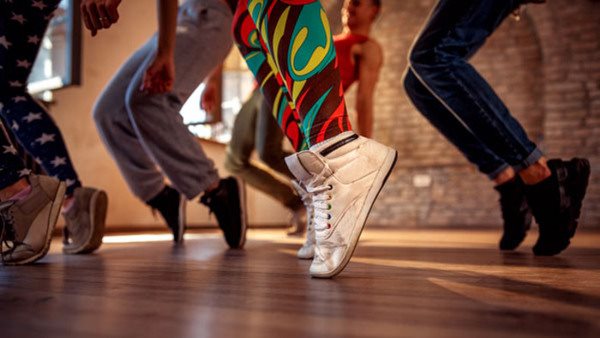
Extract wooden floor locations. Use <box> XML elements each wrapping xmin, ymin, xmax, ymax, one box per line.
<box><xmin>1</xmin><ymin>228</ymin><xmax>600</xmax><ymax>338</ymax></box>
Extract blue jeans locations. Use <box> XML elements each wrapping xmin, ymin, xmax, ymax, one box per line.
<box><xmin>403</xmin><ymin>0</ymin><xmax>542</xmax><ymax>179</ymax></box>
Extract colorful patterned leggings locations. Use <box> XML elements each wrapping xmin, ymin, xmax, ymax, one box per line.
<box><xmin>232</xmin><ymin>0</ymin><xmax>352</xmax><ymax>151</ymax></box>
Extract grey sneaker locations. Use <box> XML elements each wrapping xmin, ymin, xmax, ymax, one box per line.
<box><xmin>62</xmin><ymin>187</ymin><xmax>108</xmax><ymax>254</ymax></box>
<box><xmin>0</xmin><ymin>175</ymin><xmax>66</xmax><ymax>265</ymax></box>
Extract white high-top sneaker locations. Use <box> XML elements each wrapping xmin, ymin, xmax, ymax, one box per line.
<box><xmin>292</xmin><ymin>180</ymin><xmax>315</xmax><ymax>259</ymax></box>
<box><xmin>285</xmin><ymin>132</ymin><xmax>397</xmax><ymax>278</ymax></box>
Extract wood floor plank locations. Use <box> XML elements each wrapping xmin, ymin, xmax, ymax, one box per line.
<box><xmin>1</xmin><ymin>228</ymin><xmax>599</xmax><ymax>338</ymax></box>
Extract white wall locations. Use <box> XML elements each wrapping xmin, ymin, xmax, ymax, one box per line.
<box><xmin>50</xmin><ymin>0</ymin><xmax>289</xmax><ymax>229</ymax></box>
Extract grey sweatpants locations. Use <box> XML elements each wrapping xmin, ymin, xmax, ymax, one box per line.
<box><xmin>94</xmin><ymin>0</ymin><xmax>232</xmax><ymax>202</ymax></box>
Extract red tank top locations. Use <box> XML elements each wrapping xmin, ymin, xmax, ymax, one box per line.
<box><xmin>334</xmin><ymin>33</ymin><xmax>370</xmax><ymax>91</ymax></box>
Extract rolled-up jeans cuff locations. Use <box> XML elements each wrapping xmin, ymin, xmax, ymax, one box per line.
<box><xmin>513</xmin><ymin>147</ymin><xmax>544</xmax><ymax>174</ymax></box>
<box><xmin>487</xmin><ymin>163</ymin><xmax>511</xmax><ymax>180</ymax></box>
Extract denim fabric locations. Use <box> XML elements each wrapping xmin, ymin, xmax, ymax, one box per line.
<box><xmin>404</xmin><ymin>0</ymin><xmax>543</xmax><ymax>179</ymax></box>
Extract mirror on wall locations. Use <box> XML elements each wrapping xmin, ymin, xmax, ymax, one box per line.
<box><xmin>28</xmin><ymin>0</ymin><xmax>82</xmax><ymax>95</ymax></box>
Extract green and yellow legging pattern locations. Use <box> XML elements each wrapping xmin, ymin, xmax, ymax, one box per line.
<box><xmin>232</xmin><ymin>0</ymin><xmax>352</xmax><ymax>151</ymax></box>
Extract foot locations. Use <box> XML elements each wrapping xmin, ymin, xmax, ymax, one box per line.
<box><xmin>147</xmin><ymin>186</ymin><xmax>186</xmax><ymax>243</ymax></box>
<box><xmin>1</xmin><ymin>175</ymin><xmax>66</xmax><ymax>265</ymax></box>
<box><xmin>200</xmin><ymin>177</ymin><xmax>247</xmax><ymax>249</ymax></box>
<box><xmin>286</xmin><ymin>132</ymin><xmax>397</xmax><ymax>278</ymax></box>
<box><xmin>292</xmin><ymin>180</ymin><xmax>315</xmax><ymax>259</ymax></box>
<box><xmin>525</xmin><ymin>158</ymin><xmax>590</xmax><ymax>256</ymax></box>
<box><xmin>62</xmin><ymin>187</ymin><xmax>108</xmax><ymax>254</ymax></box>
<box><xmin>495</xmin><ymin>177</ymin><xmax>532</xmax><ymax>251</ymax></box>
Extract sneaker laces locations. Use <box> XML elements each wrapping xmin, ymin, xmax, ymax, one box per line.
<box><xmin>307</xmin><ymin>181</ymin><xmax>333</xmax><ymax>233</ymax></box>
<box><xmin>0</xmin><ymin>201</ymin><xmax>18</xmax><ymax>263</ymax></box>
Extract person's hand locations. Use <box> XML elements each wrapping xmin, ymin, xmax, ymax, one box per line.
<box><xmin>80</xmin><ymin>0</ymin><xmax>122</xmax><ymax>36</ymax></box>
<box><xmin>141</xmin><ymin>52</ymin><xmax>175</xmax><ymax>94</ymax></box>
<box><xmin>201</xmin><ymin>83</ymin><xmax>218</xmax><ymax>111</ymax></box>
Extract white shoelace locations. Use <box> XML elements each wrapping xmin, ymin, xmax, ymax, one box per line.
<box><xmin>307</xmin><ymin>183</ymin><xmax>332</xmax><ymax>232</ymax></box>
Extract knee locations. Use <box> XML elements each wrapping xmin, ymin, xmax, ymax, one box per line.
<box><xmin>407</xmin><ymin>45</ymin><xmax>434</xmax><ymax>76</ymax></box>
<box><xmin>408</xmin><ymin>40</ymin><xmax>462</xmax><ymax>77</ymax></box>
<box><xmin>402</xmin><ymin>68</ymin><xmax>419</xmax><ymax>98</ymax></box>
<box><xmin>92</xmin><ymin>95</ymin><xmax>116</xmax><ymax>131</ymax></box>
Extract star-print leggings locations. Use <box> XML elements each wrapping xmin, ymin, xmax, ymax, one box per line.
<box><xmin>233</xmin><ymin>0</ymin><xmax>352</xmax><ymax>151</ymax></box>
<box><xmin>0</xmin><ymin>0</ymin><xmax>81</xmax><ymax>194</ymax></box>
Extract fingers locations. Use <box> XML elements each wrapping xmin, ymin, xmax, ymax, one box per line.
<box><xmin>141</xmin><ymin>68</ymin><xmax>155</xmax><ymax>93</ymax></box>
<box><xmin>88</xmin><ymin>4</ymin><xmax>104</xmax><ymax>31</ymax></box>
<box><xmin>97</xmin><ymin>4</ymin><xmax>112</xmax><ymax>28</ymax></box>
<box><xmin>141</xmin><ymin>67</ymin><xmax>174</xmax><ymax>94</ymax></box>
<box><xmin>81</xmin><ymin>0</ymin><xmax>121</xmax><ymax>36</ymax></box>
<box><xmin>106</xmin><ymin>0</ymin><xmax>120</xmax><ymax>23</ymax></box>
<box><xmin>81</xmin><ymin>4</ymin><xmax>97</xmax><ymax>36</ymax></box>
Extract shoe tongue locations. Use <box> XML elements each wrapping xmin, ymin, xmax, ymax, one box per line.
<box><xmin>286</xmin><ymin>152</ymin><xmax>322</xmax><ymax>182</ymax></box>
<box><xmin>285</xmin><ymin>152</ymin><xmax>314</xmax><ymax>183</ymax></box>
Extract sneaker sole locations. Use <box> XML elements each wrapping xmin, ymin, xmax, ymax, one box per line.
<box><xmin>566</xmin><ymin>158</ymin><xmax>591</xmax><ymax>239</ymax></box>
<box><xmin>5</xmin><ymin>182</ymin><xmax>67</xmax><ymax>266</ymax></box>
<box><xmin>63</xmin><ymin>190</ymin><xmax>109</xmax><ymax>255</ymax></box>
<box><xmin>235</xmin><ymin>176</ymin><xmax>248</xmax><ymax>249</ymax></box>
<box><xmin>311</xmin><ymin>148</ymin><xmax>398</xmax><ymax>278</ymax></box>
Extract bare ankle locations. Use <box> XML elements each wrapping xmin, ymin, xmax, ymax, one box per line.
<box><xmin>519</xmin><ymin>157</ymin><xmax>552</xmax><ymax>185</ymax></box>
<box><xmin>493</xmin><ymin>167</ymin><xmax>516</xmax><ymax>186</ymax></box>
<box><xmin>0</xmin><ymin>178</ymin><xmax>30</xmax><ymax>201</ymax></box>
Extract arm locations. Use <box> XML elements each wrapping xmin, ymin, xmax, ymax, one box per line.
<box><xmin>201</xmin><ymin>64</ymin><xmax>224</xmax><ymax>112</ymax></box>
<box><xmin>355</xmin><ymin>40</ymin><xmax>383</xmax><ymax>138</ymax></box>
<box><xmin>141</xmin><ymin>0</ymin><xmax>179</xmax><ymax>93</ymax></box>
<box><xmin>156</xmin><ymin>0</ymin><xmax>178</xmax><ymax>62</ymax></box>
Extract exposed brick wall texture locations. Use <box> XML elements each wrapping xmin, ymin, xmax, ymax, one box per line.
<box><xmin>328</xmin><ymin>0</ymin><xmax>599</xmax><ymax>227</ymax></box>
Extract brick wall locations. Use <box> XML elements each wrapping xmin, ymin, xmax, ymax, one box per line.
<box><xmin>327</xmin><ymin>0</ymin><xmax>600</xmax><ymax>227</ymax></box>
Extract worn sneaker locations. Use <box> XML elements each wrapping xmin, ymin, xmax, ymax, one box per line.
<box><xmin>286</xmin><ymin>132</ymin><xmax>397</xmax><ymax>278</ymax></box>
<box><xmin>62</xmin><ymin>187</ymin><xmax>108</xmax><ymax>254</ymax></box>
<box><xmin>525</xmin><ymin>158</ymin><xmax>590</xmax><ymax>256</ymax></box>
<box><xmin>147</xmin><ymin>186</ymin><xmax>186</xmax><ymax>243</ymax></box>
<box><xmin>0</xmin><ymin>175</ymin><xmax>66</xmax><ymax>265</ymax></box>
<box><xmin>293</xmin><ymin>180</ymin><xmax>315</xmax><ymax>259</ymax></box>
<box><xmin>200</xmin><ymin>177</ymin><xmax>247</xmax><ymax>249</ymax></box>
<box><xmin>495</xmin><ymin>177</ymin><xmax>532</xmax><ymax>251</ymax></box>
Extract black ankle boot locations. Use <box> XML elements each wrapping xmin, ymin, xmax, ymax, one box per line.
<box><xmin>525</xmin><ymin>158</ymin><xmax>590</xmax><ymax>256</ymax></box>
<box><xmin>147</xmin><ymin>186</ymin><xmax>186</xmax><ymax>243</ymax></box>
<box><xmin>495</xmin><ymin>177</ymin><xmax>532</xmax><ymax>251</ymax></box>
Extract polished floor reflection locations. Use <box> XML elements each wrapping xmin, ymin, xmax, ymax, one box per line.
<box><xmin>1</xmin><ymin>228</ymin><xmax>599</xmax><ymax>338</ymax></box>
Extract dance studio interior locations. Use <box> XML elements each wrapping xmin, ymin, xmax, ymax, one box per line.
<box><xmin>1</xmin><ymin>0</ymin><xmax>599</xmax><ymax>337</ymax></box>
